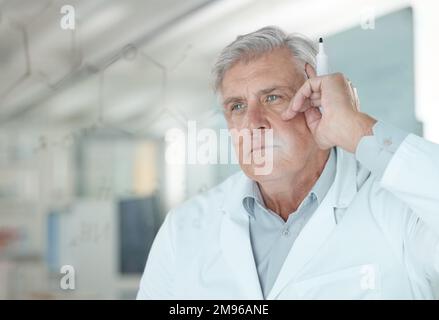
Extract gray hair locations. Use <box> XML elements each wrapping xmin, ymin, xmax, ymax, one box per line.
<box><xmin>212</xmin><ymin>26</ymin><xmax>317</xmax><ymax>93</ymax></box>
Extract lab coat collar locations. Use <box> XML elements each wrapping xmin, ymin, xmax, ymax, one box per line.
<box><xmin>221</xmin><ymin>171</ymin><xmax>254</xmax><ymax>221</ymax></box>
<box><xmin>219</xmin><ymin>172</ymin><xmax>264</xmax><ymax>299</ymax></box>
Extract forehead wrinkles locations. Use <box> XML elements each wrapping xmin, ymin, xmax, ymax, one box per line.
<box><xmin>225</xmin><ymin>61</ymin><xmax>301</xmax><ymax>89</ymax></box>
<box><xmin>223</xmin><ymin>68</ymin><xmax>283</xmax><ymax>101</ymax></box>
<box><xmin>221</xmin><ymin>53</ymin><xmax>306</xmax><ymax>100</ymax></box>
<box><xmin>224</xmin><ymin>65</ymin><xmax>263</xmax><ymax>91</ymax></box>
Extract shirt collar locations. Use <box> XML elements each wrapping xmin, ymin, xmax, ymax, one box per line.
<box><xmin>242</xmin><ymin>179</ymin><xmax>261</xmax><ymax>216</ymax></box>
<box><xmin>242</xmin><ymin>147</ymin><xmax>337</xmax><ymax>217</ymax></box>
<box><xmin>311</xmin><ymin>147</ymin><xmax>337</xmax><ymax>204</ymax></box>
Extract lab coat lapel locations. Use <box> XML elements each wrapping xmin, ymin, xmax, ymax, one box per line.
<box><xmin>267</xmin><ymin>147</ymin><xmax>358</xmax><ymax>299</ymax></box>
<box><xmin>220</xmin><ymin>172</ymin><xmax>263</xmax><ymax>299</ymax></box>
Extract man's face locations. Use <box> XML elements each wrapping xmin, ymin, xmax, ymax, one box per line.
<box><xmin>220</xmin><ymin>48</ymin><xmax>319</xmax><ymax>181</ymax></box>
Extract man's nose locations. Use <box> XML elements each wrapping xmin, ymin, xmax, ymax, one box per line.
<box><xmin>247</xmin><ymin>104</ymin><xmax>270</xmax><ymax>130</ymax></box>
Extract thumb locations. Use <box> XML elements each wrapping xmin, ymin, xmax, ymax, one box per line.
<box><xmin>305</xmin><ymin>63</ymin><xmax>317</xmax><ymax>79</ymax></box>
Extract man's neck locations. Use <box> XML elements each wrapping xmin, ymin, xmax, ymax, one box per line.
<box><xmin>257</xmin><ymin>149</ymin><xmax>330</xmax><ymax>221</ymax></box>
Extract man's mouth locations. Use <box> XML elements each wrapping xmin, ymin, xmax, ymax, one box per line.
<box><xmin>250</xmin><ymin>144</ymin><xmax>278</xmax><ymax>153</ymax></box>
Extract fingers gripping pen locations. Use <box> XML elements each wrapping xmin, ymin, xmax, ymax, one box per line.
<box><xmin>316</xmin><ymin>37</ymin><xmax>328</xmax><ymax>112</ymax></box>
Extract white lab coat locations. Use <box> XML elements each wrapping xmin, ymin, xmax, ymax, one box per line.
<box><xmin>137</xmin><ymin>133</ymin><xmax>439</xmax><ymax>299</ymax></box>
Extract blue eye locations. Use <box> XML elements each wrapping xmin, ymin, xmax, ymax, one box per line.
<box><xmin>231</xmin><ymin>103</ymin><xmax>246</xmax><ymax>112</ymax></box>
<box><xmin>265</xmin><ymin>95</ymin><xmax>280</xmax><ymax>103</ymax></box>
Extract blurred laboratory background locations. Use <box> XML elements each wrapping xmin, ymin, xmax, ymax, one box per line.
<box><xmin>0</xmin><ymin>0</ymin><xmax>438</xmax><ymax>299</ymax></box>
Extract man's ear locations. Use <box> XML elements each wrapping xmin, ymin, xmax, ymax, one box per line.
<box><xmin>305</xmin><ymin>63</ymin><xmax>317</xmax><ymax>79</ymax></box>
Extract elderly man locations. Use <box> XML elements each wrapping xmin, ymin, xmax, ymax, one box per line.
<box><xmin>137</xmin><ymin>26</ymin><xmax>439</xmax><ymax>299</ymax></box>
